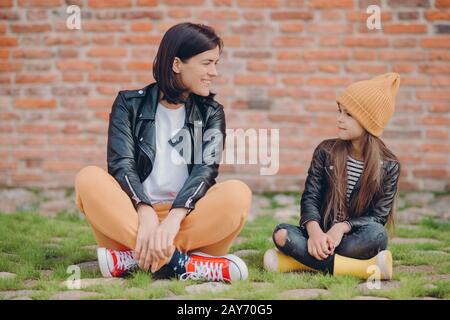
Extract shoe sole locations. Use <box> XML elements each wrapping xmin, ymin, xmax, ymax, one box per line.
<box><xmin>377</xmin><ymin>250</ymin><xmax>393</xmax><ymax>280</ymax></box>
<box><xmin>190</xmin><ymin>251</ymin><xmax>249</xmax><ymax>281</ymax></box>
<box><xmin>97</xmin><ymin>248</ymin><xmax>112</xmax><ymax>278</ymax></box>
<box><xmin>263</xmin><ymin>249</ymin><xmax>278</xmax><ymax>272</ymax></box>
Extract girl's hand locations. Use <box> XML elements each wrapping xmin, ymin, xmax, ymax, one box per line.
<box><xmin>148</xmin><ymin>208</ymin><xmax>187</xmax><ymax>273</ymax></box>
<box><xmin>306</xmin><ymin>221</ymin><xmax>332</xmax><ymax>260</ymax></box>
<box><xmin>326</xmin><ymin>222</ymin><xmax>350</xmax><ymax>255</ymax></box>
<box><xmin>134</xmin><ymin>204</ymin><xmax>160</xmax><ymax>271</ymax></box>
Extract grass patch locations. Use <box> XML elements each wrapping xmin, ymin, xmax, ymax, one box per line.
<box><xmin>0</xmin><ymin>210</ymin><xmax>448</xmax><ymax>300</ymax></box>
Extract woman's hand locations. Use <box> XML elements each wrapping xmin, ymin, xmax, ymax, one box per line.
<box><xmin>326</xmin><ymin>222</ymin><xmax>350</xmax><ymax>255</ymax></box>
<box><xmin>134</xmin><ymin>204</ymin><xmax>160</xmax><ymax>271</ymax></box>
<box><xmin>305</xmin><ymin>221</ymin><xmax>333</xmax><ymax>260</ymax></box>
<box><xmin>148</xmin><ymin>208</ymin><xmax>187</xmax><ymax>273</ymax></box>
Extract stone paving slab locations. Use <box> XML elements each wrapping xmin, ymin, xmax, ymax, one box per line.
<box><xmin>279</xmin><ymin>288</ymin><xmax>328</xmax><ymax>300</ymax></box>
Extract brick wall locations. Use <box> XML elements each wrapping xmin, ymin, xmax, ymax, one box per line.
<box><xmin>1</xmin><ymin>0</ymin><xmax>449</xmax><ymax>192</ymax></box>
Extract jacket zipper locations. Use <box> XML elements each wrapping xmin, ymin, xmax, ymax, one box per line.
<box><xmin>185</xmin><ymin>181</ymin><xmax>205</xmax><ymax>208</ymax></box>
<box><xmin>125</xmin><ymin>174</ymin><xmax>141</xmax><ymax>203</ymax></box>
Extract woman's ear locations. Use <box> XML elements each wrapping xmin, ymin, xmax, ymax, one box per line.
<box><xmin>172</xmin><ymin>57</ymin><xmax>182</xmax><ymax>74</ymax></box>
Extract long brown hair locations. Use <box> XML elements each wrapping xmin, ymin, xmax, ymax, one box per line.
<box><xmin>322</xmin><ymin>132</ymin><xmax>399</xmax><ymax>237</ymax></box>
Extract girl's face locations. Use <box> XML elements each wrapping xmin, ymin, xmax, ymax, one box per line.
<box><xmin>337</xmin><ymin>102</ymin><xmax>365</xmax><ymax>141</ymax></box>
<box><xmin>173</xmin><ymin>46</ymin><xmax>220</xmax><ymax>97</ymax></box>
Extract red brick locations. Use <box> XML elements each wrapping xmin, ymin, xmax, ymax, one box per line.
<box><xmin>272</xmin><ymin>63</ymin><xmax>314</xmax><ymax>73</ymax></box>
<box><xmin>88</xmin><ymin>0</ymin><xmax>132</xmax><ymax>8</ymax></box>
<box><xmin>343</xmin><ymin>37</ymin><xmax>389</xmax><ymax>48</ymax></box>
<box><xmin>237</xmin><ymin>0</ymin><xmax>278</xmax><ymax>8</ymax></box>
<box><xmin>379</xmin><ymin>51</ymin><xmax>425</xmax><ymax>61</ymax></box>
<box><xmin>163</xmin><ymin>0</ymin><xmax>205</xmax><ymax>4</ymax></box>
<box><xmin>0</xmin><ymin>0</ymin><xmax>13</xmax><ymax>7</ymax></box>
<box><xmin>43</xmin><ymin>160</ymin><xmax>83</xmax><ymax>172</ymax></box>
<box><xmin>83</xmin><ymin>22</ymin><xmax>126</xmax><ymax>32</ymax></box>
<box><xmin>277</xmin><ymin>51</ymin><xmax>301</xmax><ymax>60</ymax></box>
<box><xmin>413</xmin><ymin>169</ymin><xmax>449</xmax><ymax>179</ymax></box>
<box><xmin>306</xmin><ymin>77</ymin><xmax>348</xmax><ymax>86</ymax></box>
<box><xmin>0</xmin><ymin>62</ymin><xmax>22</xmax><ymax>72</ymax></box>
<box><xmin>280</xmin><ymin>23</ymin><xmax>304</xmax><ymax>33</ymax></box>
<box><xmin>87</xmin><ymin>47</ymin><xmax>127</xmax><ymax>57</ymax></box>
<box><xmin>0</xmin><ymin>37</ymin><xmax>18</xmax><ymax>46</ymax></box>
<box><xmin>421</xmin><ymin>37</ymin><xmax>450</xmax><ymax>48</ymax></box>
<box><xmin>419</xmin><ymin>64</ymin><xmax>450</xmax><ymax>74</ymax></box>
<box><xmin>304</xmin><ymin>49</ymin><xmax>351</xmax><ymax>60</ymax></box>
<box><xmin>119</xmin><ymin>35</ymin><xmax>162</xmax><ymax>45</ymax></box>
<box><xmin>309</xmin><ymin>0</ymin><xmax>353</xmax><ymax>8</ymax></box>
<box><xmin>436</xmin><ymin>0</ymin><xmax>450</xmax><ymax>7</ymax></box>
<box><xmin>235</xmin><ymin>75</ymin><xmax>276</xmax><ymax>85</ymax></box>
<box><xmin>417</xmin><ymin>90</ymin><xmax>450</xmax><ymax>101</ymax></box>
<box><xmin>137</xmin><ymin>0</ymin><xmax>158</xmax><ymax>5</ymax></box>
<box><xmin>18</xmin><ymin>0</ymin><xmax>61</xmax><ymax>7</ymax></box>
<box><xmin>425</xmin><ymin>11</ymin><xmax>450</xmax><ymax>21</ymax></box>
<box><xmin>351</xmin><ymin>50</ymin><xmax>375</xmax><ymax>60</ymax></box>
<box><xmin>56</xmin><ymin>60</ymin><xmax>96</xmax><ymax>71</ymax></box>
<box><xmin>430</xmin><ymin>51</ymin><xmax>450</xmax><ymax>61</ymax></box>
<box><xmin>89</xmin><ymin>73</ymin><xmax>133</xmax><ymax>83</ymax></box>
<box><xmin>0</xmin><ymin>49</ymin><xmax>8</xmax><ymax>59</ymax></box>
<box><xmin>384</xmin><ymin>24</ymin><xmax>427</xmax><ymax>34</ymax></box>
<box><xmin>13</xmin><ymin>49</ymin><xmax>53</xmax><ymax>59</ymax></box>
<box><xmin>428</xmin><ymin>104</ymin><xmax>450</xmax><ymax>113</ymax></box>
<box><xmin>130</xmin><ymin>22</ymin><xmax>153</xmax><ymax>32</ymax></box>
<box><xmin>273</xmin><ymin>36</ymin><xmax>313</xmax><ymax>47</ymax></box>
<box><xmin>346</xmin><ymin>64</ymin><xmax>388</xmax><ymax>74</ymax></box>
<box><xmin>247</xmin><ymin>60</ymin><xmax>269</xmax><ymax>72</ymax></box>
<box><xmin>307</xmin><ymin>23</ymin><xmax>352</xmax><ymax>34</ymax></box>
<box><xmin>199</xmin><ymin>10</ymin><xmax>239</xmax><ymax>20</ymax></box>
<box><xmin>346</xmin><ymin>11</ymin><xmax>392</xmax><ymax>22</ymax></box>
<box><xmin>63</xmin><ymin>73</ymin><xmax>83</xmax><ymax>82</ymax></box>
<box><xmin>19</xmin><ymin>124</ymin><xmax>58</xmax><ymax>134</ymax></box>
<box><xmin>420</xmin><ymin>116</ymin><xmax>450</xmax><ymax>126</ymax></box>
<box><xmin>127</xmin><ymin>61</ymin><xmax>153</xmax><ymax>70</ymax></box>
<box><xmin>15</xmin><ymin>98</ymin><xmax>56</xmax><ymax>109</ymax></box>
<box><xmin>15</xmin><ymin>75</ymin><xmax>57</xmax><ymax>83</ymax></box>
<box><xmin>426</xmin><ymin>129</ymin><xmax>448</xmax><ymax>140</ymax></box>
<box><xmin>10</xmin><ymin>24</ymin><xmax>51</xmax><ymax>33</ymax></box>
<box><xmin>271</xmin><ymin>11</ymin><xmax>313</xmax><ymax>20</ymax></box>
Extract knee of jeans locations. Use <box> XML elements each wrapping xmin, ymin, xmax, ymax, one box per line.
<box><xmin>75</xmin><ymin>165</ymin><xmax>105</xmax><ymax>191</ymax></box>
<box><xmin>367</xmin><ymin>223</ymin><xmax>388</xmax><ymax>247</ymax></box>
<box><xmin>273</xmin><ymin>228</ymin><xmax>288</xmax><ymax>247</ymax></box>
<box><xmin>221</xmin><ymin>180</ymin><xmax>252</xmax><ymax>215</ymax></box>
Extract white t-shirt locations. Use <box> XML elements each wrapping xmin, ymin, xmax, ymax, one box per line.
<box><xmin>142</xmin><ymin>103</ymin><xmax>189</xmax><ymax>203</ymax></box>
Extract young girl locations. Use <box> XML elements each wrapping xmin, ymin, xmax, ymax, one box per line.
<box><xmin>75</xmin><ymin>23</ymin><xmax>251</xmax><ymax>283</ymax></box>
<box><xmin>264</xmin><ymin>73</ymin><xmax>401</xmax><ymax>280</ymax></box>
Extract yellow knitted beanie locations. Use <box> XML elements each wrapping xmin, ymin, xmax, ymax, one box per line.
<box><xmin>336</xmin><ymin>73</ymin><xmax>401</xmax><ymax>137</ymax></box>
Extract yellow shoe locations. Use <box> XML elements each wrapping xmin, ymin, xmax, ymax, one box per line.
<box><xmin>263</xmin><ymin>248</ymin><xmax>316</xmax><ymax>273</ymax></box>
<box><xmin>333</xmin><ymin>250</ymin><xmax>393</xmax><ymax>280</ymax></box>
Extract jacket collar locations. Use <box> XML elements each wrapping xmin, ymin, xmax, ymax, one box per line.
<box><xmin>140</xmin><ymin>82</ymin><xmax>202</xmax><ymax>124</ymax></box>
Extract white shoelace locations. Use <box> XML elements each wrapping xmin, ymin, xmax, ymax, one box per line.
<box><xmin>180</xmin><ymin>261</ymin><xmax>225</xmax><ymax>282</ymax></box>
<box><xmin>116</xmin><ymin>250</ymin><xmax>138</xmax><ymax>271</ymax></box>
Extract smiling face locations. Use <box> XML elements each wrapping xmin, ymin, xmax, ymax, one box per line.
<box><xmin>172</xmin><ymin>46</ymin><xmax>220</xmax><ymax>98</ymax></box>
<box><xmin>337</xmin><ymin>102</ymin><xmax>365</xmax><ymax>141</ymax></box>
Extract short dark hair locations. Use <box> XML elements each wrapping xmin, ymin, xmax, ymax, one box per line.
<box><xmin>153</xmin><ymin>22</ymin><xmax>223</xmax><ymax>105</ymax></box>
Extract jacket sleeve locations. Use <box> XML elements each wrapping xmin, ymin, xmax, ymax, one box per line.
<box><xmin>299</xmin><ymin>142</ymin><xmax>327</xmax><ymax>228</ymax></box>
<box><xmin>170</xmin><ymin>106</ymin><xmax>226</xmax><ymax>213</ymax></box>
<box><xmin>347</xmin><ymin>161</ymin><xmax>401</xmax><ymax>230</ymax></box>
<box><xmin>107</xmin><ymin>92</ymin><xmax>153</xmax><ymax>210</ymax></box>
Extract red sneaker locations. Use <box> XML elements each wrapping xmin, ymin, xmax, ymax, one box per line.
<box><xmin>97</xmin><ymin>248</ymin><xmax>138</xmax><ymax>278</ymax></box>
<box><xmin>180</xmin><ymin>252</ymin><xmax>248</xmax><ymax>282</ymax></box>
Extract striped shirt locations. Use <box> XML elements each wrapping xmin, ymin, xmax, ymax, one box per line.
<box><xmin>346</xmin><ymin>155</ymin><xmax>364</xmax><ymax>202</ymax></box>
<box><xmin>334</xmin><ymin>155</ymin><xmax>364</xmax><ymax>224</ymax></box>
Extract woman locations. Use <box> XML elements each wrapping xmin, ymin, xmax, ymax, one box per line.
<box><xmin>264</xmin><ymin>73</ymin><xmax>401</xmax><ymax>280</ymax></box>
<box><xmin>75</xmin><ymin>22</ymin><xmax>252</xmax><ymax>283</ymax></box>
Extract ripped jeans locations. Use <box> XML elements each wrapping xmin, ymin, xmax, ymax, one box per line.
<box><xmin>272</xmin><ymin>222</ymin><xmax>388</xmax><ymax>274</ymax></box>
